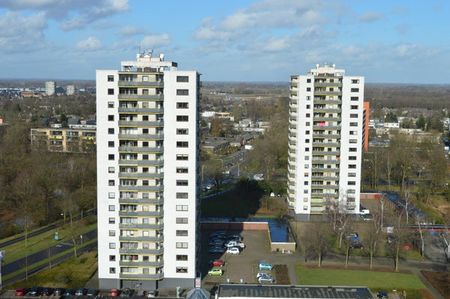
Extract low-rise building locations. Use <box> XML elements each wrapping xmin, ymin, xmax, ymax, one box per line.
<box><xmin>202</xmin><ymin>137</ymin><xmax>230</xmax><ymax>153</ymax></box>
<box><xmin>66</xmin><ymin>85</ymin><xmax>75</xmax><ymax>95</ymax></box>
<box><xmin>30</xmin><ymin>124</ymin><xmax>96</xmax><ymax>153</ymax></box>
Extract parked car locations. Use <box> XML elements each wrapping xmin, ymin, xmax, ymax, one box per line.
<box><xmin>86</xmin><ymin>289</ymin><xmax>99</xmax><ymax>297</ymax></box>
<box><xmin>225</xmin><ymin>240</ymin><xmax>245</xmax><ymax>248</ymax></box>
<box><xmin>226</xmin><ymin>247</ymin><xmax>240</xmax><ymax>255</ymax></box>
<box><xmin>258</xmin><ymin>273</ymin><xmax>274</xmax><ymax>283</ymax></box>
<box><xmin>208</xmin><ymin>267</ymin><xmax>224</xmax><ymax>276</ymax></box>
<box><xmin>259</xmin><ymin>261</ymin><xmax>273</xmax><ymax>271</ymax></box>
<box><xmin>75</xmin><ymin>288</ymin><xmax>87</xmax><ymax>296</ymax></box>
<box><xmin>228</xmin><ymin>234</ymin><xmax>242</xmax><ymax>241</ymax></box>
<box><xmin>210</xmin><ymin>259</ymin><xmax>225</xmax><ymax>267</ymax></box>
<box><xmin>42</xmin><ymin>287</ymin><xmax>54</xmax><ymax>296</ymax></box>
<box><xmin>62</xmin><ymin>289</ymin><xmax>76</xmax><ymax>297</ymax></box>
<box><xmin>110</xmin><ymin>288</ymin><xmax>121</xmax><ymax>297</ymax></box>
<box><xmin>143</xmin><ymin>290</ymin><xmax>158</xmax><ymax>297</ymax></box>
<box><xmin>377</xmin><ymin>290</ymin><xmax>388</xmax><ymax>299</ymax></box>
<box><xmin>256</xmin><ymin>272</ymin><xmax>270</xmax><ymax>279</ymax></box>
<box><xmin>27</xmin><ymin>287</ymin><xmax>43</xmax><ymax>297</ymax></box>
<box><xmin>15</xmin><ymin>288</ymin><xmax>27</xmax><ymax>297</ymax></box>
<box><xmin>54</xmin><ymin>288</ymin><xmax>66</xmax><ymax>296</ymax></box>
<box><xmin>120</xmin><ymin>288</ymin><xmax>135</xmax><ymax>297</ymax></box>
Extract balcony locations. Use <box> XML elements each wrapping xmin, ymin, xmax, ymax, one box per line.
<box><xmin>119</xmin><ymin>185</ymin><xmax>164</xmax><ymax>192</ymax></box>
<box><xmin>118</xmin><ymin>80</ymin><xmax>163</xmax><ymax>88</ymax></box>
<box><xmin>118</xmin><ymin>107</ymin><xmax>163</xmax><ymax>114</ymax></box>
<box><xmin>119</xmin><ymin>222</ymin><xmax>164</xmax><ymax>229</ymax></box>
<box><xmin>119</xmin><ymin>235</ymin><xmax>163</xmax><ymax>242</ymax></box>
<box><xmin>314</xmin><ymin>82</ymin><xmax>342</xmax><ymax>87</ymax></box>
<box><xmin>313</xmin><ymin>125</ymin><xmax>340</xmax><ymax>130</ymax></box>
<box><xmin>119</xmin><ymin>198</ymin><xmax>163</xmax><ymax>205</ymax></box>
<box><xmin>314</xmin><ymin>90</ymin><xmax>341</xmax><ymax>96</ymax></box>
<box><xmin>118</xmin><ymin>94</ymin><xmax>163</xmax><ymax>101</ymax></box>
<box><xmin>119</xmin><ymin>260</ymin><xmax>163</xmax><ymax>267</ymax></box>
<box><xmin>118</xmin><ymin>133</ymin><xmax>164</xmax><ymax>140</ymax></box>
<box><xmin>312</xmin><ymin>142</ymin><xmax>340</xmax><ymax>147</ymax></box>
<box><xmin>314</xmin><ymin>99</ymin><xmax>341</xmax><ymax>105</ymax></box>
<box><xmin>313</xmin><ymin>133</ymin><xmax>340</xmax><ymax>139</ymax></box>
<box><xmin>312</xmin><ymin>150</ymin><xmax>340</xmax><ymax>155</ymax></box>
<box><xmin>313</xmin><ymin>117</ymin><xmax>340</xmax><ymax>122</ymax></box>
<box><xmin>314</xmin><ymin>108</ymin><xmax>341</xmax><ymax>113</ymax></box>
<box><xmin>118</xmin><ymin>160</ymin><xmax>164</xmax><ymax>167</ymax></box>
<box><xmin>119</xmin><ymin>210</ymin><xmax>163</xmax><ymax>217</ymax></box>
<box><xmin>311</xmin><ymin>185</ymin><xmax>339</xmax><ymax>190</ymax></box>
<box><xmin>118</xmin><ymin>121</ymin><xmax>163</xmax><ymax>127</ymax></box>
<box><xmin>118</xmin><ymin>146</ymin><xmax>163</xmax><ymax>153</ymax></box>
<box><xmin>120</xmin><ymin>272</ymin><xmax>164</xmax><ymax>280</ymax></box>
<box><xmin>311</xmin><ymin>158</ymin><xmax>339</xmax><ymax>164</ymax></box>
<box><xmin>119</xmin><ymin>172</ymin><xmax>164</xmax><ymax>179</ymax></box>
<box><xmin>119</xmin><ymin>248</ymin><xmax>163</xmax><ymax>255</ymax></box>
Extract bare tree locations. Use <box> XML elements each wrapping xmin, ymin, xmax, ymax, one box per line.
<box><xmin>304</xmin><ymin>223</ymin><xmax>333</xmax><ymax>267</ymax></box>
<box><xmin>364</xmin><ymin>207</ymin><xmax>383</xmax><ymax>269</ymax></box>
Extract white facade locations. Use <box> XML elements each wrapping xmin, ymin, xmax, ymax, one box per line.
<box><xmin>287</xmin><ymin>64</ymin><xmax>364</xmax><ymax>216</ymax></box>
<box><xmin>96</xmin><ymin>52</ymin><xmax>200</xmax><ymax>290</ymax></box>
<box><xmin>45</xmin><ymin>81</ymin><xmax>56</xmax><ymax>96</ymax></box>
<box><xmin>66</xmin><ymin>84</ymin><xmax>75</xmax><ymax>95</ymax></box>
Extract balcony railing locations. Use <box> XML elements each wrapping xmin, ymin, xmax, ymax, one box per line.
<box><xmin>119</xmin><ymin>235</ymin><xmax>163</xmax><ymax>242</ymax></box>
<box><xmin>118</xmin><ymin>146</ymin><xmax>163</xmax><ymax>153</ymax></box>
<box><xmin>119</xmin><ymin>222</ymin><xmax>164</xmax><ymax>229</ymax></box>
<box><xmin>118</xmin><ymin>107</ymin><xmax>163</xmax><ymax>113</ymax></box>
<box><xmin>119</xmin><ymin>172</ymin><xmax>164</xmax><ymax>179</ymax></box>
<box><xmin>119</xmin><ymin>260</ymin><xmax>163</xmax><ymax>267</ymax></box>
<box><xmin>118</xmin><ymin>160</ymin><xmax>164</xmax><ymax>166</ymax></box>
<box><xmin>120</xmin><ymin>272</ymin><xmax>164</xmax><ymax>280</ymax></box>
<box><xmin>119</xmin><ymin>198</ymin><xmax>163</xmax><ymax>204</ymax></box>
<box><xmin>119</xmin><ymin>210</ymin><xmax>163</xmax><ymax>217</ymax></box>
<box><xmin>119</xmin><ymin>185</ymin><xmax>164</xmax><ymax>192</ymax></box>
<box><xmin>118</xmin><ymin>133</ymin><xmax>164</xmax><ymax>140</ymax></box>
<box><xmin>118</xmin><ymin>80</ymin><xmax>163</xmax><ymax>87</ymax></box>
<box><xmin>118</xmin><ymin>94</ymin><xmax>163</xmax><ymax>101</ymax></box>
<box><xmin>118</xmin><ymin>121</ymin><xmax>163</xmax><ymax>127</ymax></box>
<box><xmin>119</xmin><ymin>248</ymin><xmax>163</xmax><ymax>255</ymax></box>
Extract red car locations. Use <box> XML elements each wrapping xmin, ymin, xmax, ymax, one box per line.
<box><xmin>110</xmin><ymin>288</ymin><xmax>120</xmax><ymax>297</ymax></box>
<box><xmin>15</xmin><ymin>288</ymin><xmax>27</xmax><ymax>296</ymax></box>
<box><xmin>211</xmin><ymin>259</ymin><xmax>225</xmax><ymax>267</ymax></box>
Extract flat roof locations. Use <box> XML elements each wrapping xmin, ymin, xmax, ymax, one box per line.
<box><xmin>217</xmin><ymin>284</ymin><xmax>373</xmax><ymax>299</ymax></box>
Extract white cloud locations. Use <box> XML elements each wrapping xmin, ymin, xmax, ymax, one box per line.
<box><xmin>76</xmin><ymin>36</ymin><xmax>102</xmax><ymax>51</ymax></box>
<box><xmin>0</xmin><ymin>12</ymin><xmax>47</xmax><ymax>52</ymax></box>
<box><xmin>140</xmin><ymin>34</ymin><xmax>170</xmax><ymax>49</ymax></box>
<box><xmin>358</xmin><ymin>11</ymin><xmax>384</xmax><ymax>23</ymax></box>
<box><xmin>0</xmin><ymin>0</ymin><xmax>129</xmax><ymax>31</ymax></box>
<box><xmin>119</xmin><ymin>25</ymin><xmax>145</xmax><ymax>36</ymax></box>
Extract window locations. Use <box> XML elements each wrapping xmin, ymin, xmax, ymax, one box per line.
<box><xmin>304</xmin><ymin>190</ymin><xmax>308</xmax><ymax>194</ymax></box>
<box><xmin>304</xmin><ymin>181</ymin><xmax>309</xmax><ymax>185</ymax></box>
<box><xmin>351</xmin><ymin>79</ymin><xmax>359</xmax><ymax>84</ymax></box>
<box><xmin>176</xmin><ymin>168</ymin><xmax>188</xmax><ymax>174</ymax></box>
<box><xmin>109</xmin><ymin>243</ymin><xmax>116</xmax><ymax>249</ymax></box>
<box><xmin>176</xmin><ymin>242</ymin><xmax>188</xmax><ymax>249</ymax></box>
<box><xmin>307</xmin><ymin>78</ymin><xmax>311</xmax><ymax>83</ymax></box>
<box><xmin>176</xmin><ymin>141</ymin><xmax>188</xmax><ymax>148</ymax></box>
<box><xmin>305</xmin><ymin>139</ymin><xmax>310</xmax><ymax>143</ymax></box>
<box><xmin>108</xmin><ymin>205</ymin><xmax>115</xmax><ymax>211</ymax></box>
<box><xmin>108</xmin><ymin>115</ymin><xmax>114</xmax><ymax>121</ymax></box>
<box><xmin>306</xmin><ymin>96</ymin><xmax>311</xmax><ymax>101</ymax></box>
<box><xmin>109</xmin><ymin>267</ymin><xmax>116</xmax><ymax>274</ymax></box>
<box><xmin>176</xmin><ymin>217</ymin><xmax>188</xmax><ymax>224</ymax></box>
<box><xmin>108</xmin><ymin>217</ymin><xmax>115</xmax><ymax>224</ymax></box>
<box><xmin>108</xmin><ymin>154</ymin><xmax>115</xmax><ymax>160</ymax></box>
<box><xmin>177</xmin><ymin>128</ymin><xmax>188</xmax><ymax>135</ymax></box>
<box><xmin>349</xmin><ymin>164</ymin><xmax>357</xmax><ymax>169</ymax></box>
<box><xmin>143</xmin><ymin>116</ymin><xmax>149</xmax><ymax>121</ymax></box>
<box><xmin>349</xmin><ymin>172</ymin><xmax>356</xmax><ymax>177</ymax></box>
<box><xmin>176</xmin><ymin>89</ymin><xmax>189</xmax><ymax>96</ymax></box>
<box><xmin>350</xmin><ymin>113</ymin><xmax>358</xmax><ymax>118</ymax></box>
<box><xmin>176</xmin><ymin>267</ymin><xmax>188</xmax><ymax>273</ymax></box>
<box><xmin>351</xmin><ymin>88</ymin><xmax>359</xmax><ymax>92</ymax></box>
<box><xmin>305</xmin><ymin>148</ymin><xmax>309</xmax><ymax>152</ymax></box>
<box><xmin>351</xmin><ymin>105</ymin><xmax>358</xmax><ymax>110</ymax></box>
<box><xmin>176</xmin><ymin>180</ymin><xmax>188</xmax><ymax>186</ymax></box>
<box><xmin>176</xmin><ymin>154</ymin><xmax>188</xmax><ymax>161</ymax></box>
<box><xmin>304</xmin><ymin>164</ymin><xmax>309</xmax><ymax>169</ymax></box>
<box><xmin>348</xmin><ymin>181</ymin><xmax>356</xmax><ymax>186</ymax></box>
<box><xmin>177</xmin><ymin>76</ymin><xmax>189</xmax><ymax>82</ymax></box>
<box><xmin>176</xmin><ymin>255</ymin><xmax>188</xmax><ymax>261</ymax></box>
<box><xmin>176</xmin><ymin>205</ymin><xmax>188</xmax><ymax>211</ymax></box>
<box><xmin>351</xmin><ymin>96</ymin><xmax>359</xmax><ymax>101</ymax></box>
<box><xmin>349</xmin><ymin>156</ymin><xmax>357</xmax><ymax>160</ymax></box>
<box><xmin>349</xmin><ymin>139</ymin><xmax>357</xmax><ymax>144</ymax></box>
<box><xmin>107</xmin><ymin>75</ymin><xmax>114</xmax><ymax>82</ymax></box>
<box><xmin>306</xmin><ymin>113</ymin><xmax>310</xmax><ymax>117</ymax></box>
<box><xmin>306</xmin><ymin>87</ymin><xmax>311</xmax><ymax>92</ymax></box>
<box><xmin>109</xmin><ymin>180</ymin><xmax>115</xmax><ymax>186</ymax></box>
<box><xmin>142</xmin><ymin>180</ymin><xmax>149</xmax><ymax>186</ymax></box>
<box><xmin>108</xmin><ymin>101</ymin><xmax>114</xmax><ymax>108</ymax></box>
<box><xmin>349</xmin><ymin>147</ymin><xmax>357</xmax><ymax>152</ymax></box>
<box><xmin>306</xmin><ymin>130</ymin><xmax>310</xmax><ymax>135</ymax></box>
<box><xmin>176</xmin><ymin>230</ymin><xmax>188</xmax><ymax>236</ymax></box>
<box><xmin>108</xmin><ymin>167</ymin><xmax>115</xmax><ymax>173</ymax></box>
<box><xmin>108</xmin><ymin>88</ymin><xmax>114</xmax><ymax>95</ymax></box>
<box><xmin>109</xmin><ymin>230</ymin><xmax>116</xmax><ymax>236</ymax></box>
<box><xmin>177</xmin><ymin>115</ymin><xmax>189</xmax><ymax>122</ymax></box>
<box><xmin>109</xmin><ymin>255</ymin><xmax>116</xmax><ymax>261</ymax></box>
<box><xmin>108</xmin><ymin>192</ymin><xmax>115</xmax><ymax>199</ymax></box>
<box><xmin>108</xmin><ymin>141</ymin><xmax>114</xmax><ymax>147</ymax></box>
<box><xmin>176</xmin><ymin>192</ymin><xmax>188</xmax><ymax>199</ymax></box>
<box><xmin>108</xmin><ymin>128</ymin><xmax>114</xmax><ymax>134</ymax></box>
<box><xmin>306</xmin><ymin>105</ymin><xmax>310</xmax><ymax>109</ymax></box>
<box><xmin>350</xmin><ymin>122</ymin><xmax>358</xmax><ymax>127</ymax></box>
<box><xmin>177</xmin><ymin>102</ymin><xmax>189</xmax><ymax>109</ymax></box>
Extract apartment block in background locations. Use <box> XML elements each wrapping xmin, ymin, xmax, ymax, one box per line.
<box><xmin>30</xmin><ymin>124</ymin><xmax>96</xmax><ymax>153</ymax></box>
<box><xmin>288</xmin><ymin>64</ymin><xmax>364</xmax><ymax>218</ymax></box>
<box><xmin>45</xmin><ymin>81</ymin><xmax>56</xmax><ymax>96</ymax></box>
<box><xmin>96</xmin><ymin>52</ymin><xmax>200</xmax><ymax>290</ymax></box>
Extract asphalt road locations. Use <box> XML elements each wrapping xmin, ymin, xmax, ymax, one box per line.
<box><xmin>0</xmin><ymin>209</ymin><xmax>96</xmax><ymax>249</ymax></box>
<box><xmin>1</xmin><ymin>229</ymin><xmax>97</xmax><ymax>278</ymax></box>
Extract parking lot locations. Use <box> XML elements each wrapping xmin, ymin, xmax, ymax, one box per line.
<box><xmin>200</xmin><ymin>229</ymin><xmax>292</xmax><ymax>287</ymax></box>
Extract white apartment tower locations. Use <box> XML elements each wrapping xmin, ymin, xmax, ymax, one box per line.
<box><xmin>45</xmin><ymin>81</ymin><xmax>56</xmax><ymax>96</ymax></box>
<box><xmin>96</xmin><ymin>52</ymin><xmax>200</xmax><ymax>290</ymax></box>
<box><xmin>287</xmin><ymin>64</ymin><xmax>364</xmax><ymax>218</ymax></box>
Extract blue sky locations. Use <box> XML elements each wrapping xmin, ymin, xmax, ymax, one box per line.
<box><xmin>0</xmin><ymin>0</ymin><xmax>450</xmax><ymax>83</ymax></box>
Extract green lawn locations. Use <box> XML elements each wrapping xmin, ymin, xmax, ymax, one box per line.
<box><xmin>10</xmin><ymin>251</ymin><xmax>98</xmax><ymax>289</ymax></box>
<box><xmin>1</xmin><ymin>219</ymin><xmax>96</xmax><ymax>263</ymax></box>
<box><xmin>296</xmin><ymin>265</ymin><xmax>425</xmax><ymax>290</ymax></box>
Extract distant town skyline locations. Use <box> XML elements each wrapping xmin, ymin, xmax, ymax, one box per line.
<box><xmin>1</xmin><ymin>0</ymin><xmax>450</xmax><ymax>83</ymax></box>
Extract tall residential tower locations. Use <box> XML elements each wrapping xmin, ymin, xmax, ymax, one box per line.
<box><xmin>96</xmin><ymin>52</ymin><xmax>200</xmax><ymax>290</ymax></box>
<box><xmin>287</xmin><ymin>64</ymin><xmax>364</xmax><ymax>218</ymax></box>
